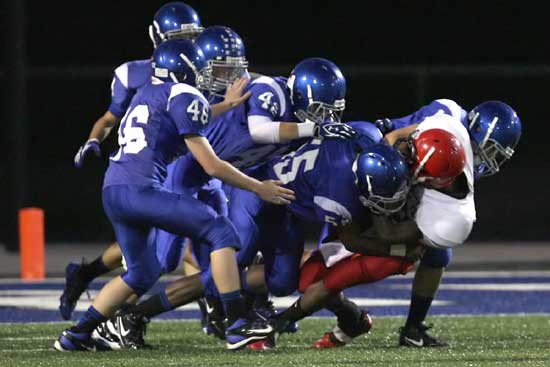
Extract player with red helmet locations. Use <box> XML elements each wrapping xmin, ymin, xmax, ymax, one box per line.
<box><xmin>299</xmin><ymin>99</ymin><xmax>520</xmax><ymax>350</ymax></box>
<box><xmin>246</xmin><ymin>113</ymin><xmax>470</xmax><ymax>350</ymax></box>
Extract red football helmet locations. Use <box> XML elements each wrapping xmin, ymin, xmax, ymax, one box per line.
<box><xmin>410</xmin><ymin>128</ymin><xmax>466</xmax><ymax>188</ymax></box>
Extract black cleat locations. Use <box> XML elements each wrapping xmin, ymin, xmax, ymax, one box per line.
<box><xmin>202</xmin><ymin>297</ymin><xmax>226</xmax><ymax>340</ymax></box>
<box><xmin>225</xmin><ymin>317</ymin><xmax>272</xmax><ymax>350</ymax></box>
<box><xmin>59</xmin><ymin>261</ymin><xmax>91</xmax><ymax>320</ymax></box>
<box><xmin>91</xmin><ymin>319</ymin><xmax>123</xmax><ymax>350</ymax></box>
<box><xmin>115</xmin><ymin>311</ymin><xmax>151</xmax><ymax>349</ymax></box>
<box><xmin>253</xmin><ymin>297</ymin><xmax>299</xmax><ymax>334</ymax></box>
<box><xmin>197</xmin><ymin>297</ymin><xmax>209</xmax><ymax>334</ymax></box>
<box><xmin>399</xmin><ymin>322</ymin><xmax>449</xmax><ymax>348</ymax></box>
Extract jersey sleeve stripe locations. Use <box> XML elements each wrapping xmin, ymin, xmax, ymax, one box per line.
<box><xmin>167</xmin><ymin>83</ymin><xmax>207</xmax><ymax>111</ymax></box>
<box><xmin>251</xmin><ymin>76</ymin><xmax>287</xmax><ymax>117</ymax></box>
<box><xmin>114</xmin><ymin>63</ymin><xmax>129</xmax><ymax>89</ymax></box>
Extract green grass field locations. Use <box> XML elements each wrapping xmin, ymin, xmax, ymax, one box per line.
<box><xmin>1</xmin><ymin>315</ymin><xmax>549</xmax><ymax>367</ymax></box>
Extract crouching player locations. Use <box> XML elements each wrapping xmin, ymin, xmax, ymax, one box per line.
<box><xmin>377</xmin><ymin>99</ymin><xmax>522</xmax><ymax>347</ymax></box>
<box><xmin>250</xmin><ymin>116</ymin><xmax>467</xmax><ymax>349</ymax></box>
<box><xmin>54</xmin><ymin>39</ymin><xmax>294</xmax><ymax>352</ymax></box>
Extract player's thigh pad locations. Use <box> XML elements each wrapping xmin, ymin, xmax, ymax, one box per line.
<box><xmin>110</xmin><ymin>185</ymin><xmax>241</xmax><ymax>251</ymax></box>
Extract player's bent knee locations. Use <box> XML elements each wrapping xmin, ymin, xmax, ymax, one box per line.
<box><xmin>122</xmin><ymin>269</ymin><xmax>162</xmax><ymax>297</ymax></box>
<box><xmin>421</xmin><ymin>248</ymin><xmax>452</xmax><ymax>268</ymax></box>
<box><xmin>201</xmin><ymin>217</ymin><xmax>241</xmax><ymax>251</ymax></box>
<box><xmin>267</xmin><ymin>275</ymin><xmax>298</xmax><ymax>297</ymax></box>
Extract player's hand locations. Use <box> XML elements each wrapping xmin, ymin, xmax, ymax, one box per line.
<box><xmin>223</xmin><ymin>77</ymin><xmax>252</xmax><ymax>109</ymax></box>
<box><xmin>374</xmin><ymin>118</ymin><xmax>394</xmax><ymax>135</ymax></box>
<box><xmin>74</xmin><ymin>138</ymin><xmax>101</xmax><ymax>168</ymax></box>
<box><xmin>313</xmin><ymin>122</ymin><xmax>357</xmax><ymax>140</ymax></box>
<box><xmin>257</xmin><ymin>180</ymin><xmax>295</xmax><ymax>205</ymax></box>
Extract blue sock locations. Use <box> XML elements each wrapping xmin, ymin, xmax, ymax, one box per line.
<box><xmin>220</xmin><ymin>290</ymin><xmax>243</xmax><ymax>325</ymax></box>
<box><xmin>71</xmin><ymin>306</ymin><xmax>106</xmax><ymax>334</ymax></box>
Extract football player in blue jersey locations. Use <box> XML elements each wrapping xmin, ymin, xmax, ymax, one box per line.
<box><xmin>54</xmin><ymin>39</ymin><xmax>295</xmax><ymax>352</ymax></box>
<box><xmin>308</xmin><ymin>99</ymin><xmax>522</xmax><ymax>349</ymax></box>
<box><xmin>61</xmin><ymin>2</ymin><xmax>207</xmax><ymax>321</ymax></box>
<box><xmin>380</xmin><ymin>99</ymin><xmax>522</xmax><ymax>347</ymax></box>
<box><xmin>246</xmin><ymin>118</ymin><xmax>469</xmax><ymax>350</ymax></box>
<box><xmin>93</xmin><ymin>57</ymin><xmax>359</xmax><ymax>349</ymax></box>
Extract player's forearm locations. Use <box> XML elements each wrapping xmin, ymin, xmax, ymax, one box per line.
<box><xmin>88</xmin><ymin>111</ymin><xmax>120</xmax><ymax>142</ymax></box>
<box><xmin>210</xmin><ymin>101</ymin><xmax>232</xmax><ymax>119</ymax></box>
<box><xmin>279</xmin><ymin>121</ymin><xmax>316</xmax><ymax>143</ymax></box>
<box><xmin>206</xmin><ymin>158</ymin><xmax>263</xmax><ymax>195</ymax></box>
<box><xmin>384</xmin><ymin>123</ymin><xmax>418</xmax><ymax>146</ymax></box>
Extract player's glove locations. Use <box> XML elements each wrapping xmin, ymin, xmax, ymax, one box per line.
<box><xmin>314</xmin><ymin>122</ymin><xmax>357</xmax><ymax>140</ymax></box>
<box><xmin>74</xmin><ymin>138</ymin><xmax>101</xmax><ymax>168</ymax></box>
<box><xmin>374</xmin><ymin>118</ymin><xmax>394</xmax><ymax>135</ymax></box>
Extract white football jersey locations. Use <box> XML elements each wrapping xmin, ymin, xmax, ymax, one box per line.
<box><xmin>318</xmin><ymin>109</ymin><xmax>476</xmax><ymax>266</ymax></box>
<box><xmin>414</xmin><ymin>112</ymin><xmax>476</xmax><ymax>249</ymax></box>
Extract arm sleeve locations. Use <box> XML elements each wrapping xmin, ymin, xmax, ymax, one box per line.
<box><xmin>247</xmin><ymin>115</ymin><xmax>281</xmax><ymax>144</ymax></box>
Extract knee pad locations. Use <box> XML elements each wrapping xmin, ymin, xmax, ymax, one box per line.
<box><xmin>121</xmin><ymin>267</ymin><xmax>161</xmax><ymax>297</ymax></box>
<box><xmin>201</xmin><ymin>216</ymin><xmax>241</xmax><ymax>251</ymax></box>
<box><xmin>267</xmin><ymin>272</ymin><xmax>298</xmax><ymax>297</ymax></box>
<box><xmin>421</xmin><ymin>247</ymin><xmax>452</xmax><ymax>268</ymax></box>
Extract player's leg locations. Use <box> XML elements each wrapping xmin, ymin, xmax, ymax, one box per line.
<box><xmin>59</xmin><ymin>241</ymin><xmax>123</xmax><ymax>320</ymax></box>
<box><xmin>399</xmin><ymin>248</ymin><xmax>451</xmax><ymax>348</ymax></box>
<box><xmin>55</xmin><ymin>208</ymin><xmax>161</xmax><ymax>352</ymax></box>
<box><xmin>271</xmin><ymin>253</ymin><xmax>412</xmax><ymax>348</ymax></box>
<box><xmin>141</xmin><ymin>187</ymin><xmax>272</xmax><ymax>349</ymax></box>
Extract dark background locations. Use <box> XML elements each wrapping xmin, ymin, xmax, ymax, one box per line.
<box><xmin>1</xmin><ymin>1</ymin><xmax>549</xmax><ymax>249</ymax></box>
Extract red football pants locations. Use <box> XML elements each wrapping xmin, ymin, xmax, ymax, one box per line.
<box><xmin>298</xmin><ymin>251</ymin><xmax>414</xmax><ymax>293</ymax></box>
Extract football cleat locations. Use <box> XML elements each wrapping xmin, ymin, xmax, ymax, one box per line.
<box><xmin>91</xmin><ymin>319</ymin><xmax>123</xmax><ymax>350</ymax></box>
<box><xmin>399</xmin><ymin>322</ymin><xmax>449</xmax><ymax>348</ymax></box>
<box><xmin>54</xmin><ymin>329</ymin><xmax>97</xmax><ymax>352</ymax></box>
<box><xmin>197</xmin><ymin>298</ymin><xmax>209</xmax><ymax>334</ymax></box>
<box><xmin>313</xmin><ymin>310</ymin><xmax>373</xmax><ymax>348</ymax></box>
<box><xmin>225</xmin><ymin>317</ymin><xmax>272</xmax><ymax>350</ymax></box>
<box><xmin>202</xmin><ymin>297</ymin><xmax>226</xmax><ymax>340</ymax></box>
<box><xmin>247</xmin><ymin>334</ymin><xmax>276</xmax><ymax>351</ymax></box>
<box><xmin>115</xmin><ymin>311</ymin><xmax>150</xmax><ymax>349</ymax></box>
<box><xmin>312</xmin><ymin>332</ymin><xmax>346</xmax><ymax>349</ymax></box>
<box><xmin>59</xmin><ymin>262</ymin><xmax>91</xmax><ymax>320</ymax></box>
<box><xmin>253</xmin><ymin>297</ymin><xmax>299</xmax><ymax>334</ymax></box>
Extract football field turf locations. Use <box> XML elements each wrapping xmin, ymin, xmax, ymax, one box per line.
<box><xmin>1</xmin><ymin>315</ymin><xmax>549</xmax><ymax>367</ymax></box>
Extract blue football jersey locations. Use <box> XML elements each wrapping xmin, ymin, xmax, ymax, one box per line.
<box><xmin>108</xmin><ymin>59</ymin><xmax>152</xmax><ymax>117</ymax></box>
<box><xmin>204</xmin><ymin>76</ymin><xmax>302</xmax><ymax>169</ymax></box>
<box><xmin>390</xmin><ymin>99</ymin><xmax>468</xmax><ymax>130</ymax></box>
<box><xmin>103</xmin><ymin>82</ymin><xmax>211</xmax><ymax>187</ymax></box>
<box><xmin>266</xmin><ymin>136</ymin><xmax>374</xmax><ymax>226</ymax></box>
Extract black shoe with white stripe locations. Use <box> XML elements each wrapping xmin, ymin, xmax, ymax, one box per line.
<box><xmin>399</xmin><ymin>322</ymin><xmax>449</xmax><ymax>348</ymax></box>
<box><xmin>91</xmin><ymin>319</ymin><xmax>123</xmax><ymax>350</ymax></box>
